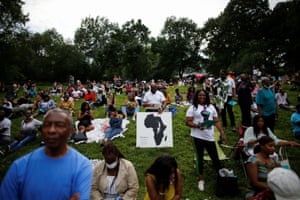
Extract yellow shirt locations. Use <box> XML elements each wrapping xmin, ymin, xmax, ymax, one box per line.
<box><xmin>58</xmin><ymin>100</ymin><xmax>74</xmax><ymax>111</ymax></box>
<box><xmin>144</xmin><ymin>174</ymin><xmax>175</xmax><ymax>200</ymax></box>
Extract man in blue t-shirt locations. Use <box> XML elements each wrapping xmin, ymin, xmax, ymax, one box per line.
<box><xmin>0</xmin><ymin>109</ymin><xmax>93</xmax><ymax>200</ymax></box>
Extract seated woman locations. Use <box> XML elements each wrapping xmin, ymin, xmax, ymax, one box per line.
<box><xmin>245</xmin><ymin>136</ymin><xmax>280</xmax><ymax>200</ymax></box>
<box><xmin>33</xmin><ymin>94</ymin><xmax>56</xmax><ymax>117</ymax></box>
<box><xmin>91</xmin><ymin>141</ymin><xmax>139</xmax><ymax>200</ymax></box>
<box><xmin>144</xmin><ymin>155</ymin><xmax>182</xmax><ymax>200</ymax></box>
<box><xmin>275</xmin><ymin>88</ymin><xmax>296</xmax><ymax>111</ymax></box>
<box><xmin>92</xmin><ymin>88</ymin><xmax>107</xmax><ymax>108</ymax></box>
<box><xmin>7</xmin><ymin>109</ymin><xmax>42</xmax><ymax>153</ymax></box>
<box><xmin>77</xmin><ymin>102</ymin><xmax>94</xmax><ymax>134</ymax></box>
<box><xmin>243</xmin><ymin>115</ymin><xmax>300</xmax><ymax>156</ymax></box>
<box><xmin>102</xmin><ymin>106</ymin><xmax>124</xmax><ymax>144</ymax></box>
<box><xmin>121</xmin><ymin>93</ymin><xmax>140</xmax><ymax>120</ymax></box>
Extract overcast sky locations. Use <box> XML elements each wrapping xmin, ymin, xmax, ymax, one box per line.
<box><xmin>23</xmin><ymin>0</ymin><xmax>285</xmax><ymax>41</ymax></box>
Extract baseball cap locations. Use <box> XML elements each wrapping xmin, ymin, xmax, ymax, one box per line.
<box><xmin>267</xmin><ymin>167</ymin><xmax>300</xmax><ymax>200</ymax></box>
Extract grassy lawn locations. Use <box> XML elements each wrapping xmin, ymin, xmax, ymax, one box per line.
<box><xmin>1</xmin><ymin>83</ymin><xmax>300</xmax><ymax>200</ymax></box>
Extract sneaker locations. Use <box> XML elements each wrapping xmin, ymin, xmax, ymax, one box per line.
<box><xmin>198</xmin><ymin>180</ymin><xmax>205</xmax><ymax>191</ymax></box>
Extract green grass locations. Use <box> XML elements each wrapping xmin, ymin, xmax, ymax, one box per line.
<box><xmin>1</xmin><ymin>84</ymin><xmax>300</xmax><ymax>200</ymax></box>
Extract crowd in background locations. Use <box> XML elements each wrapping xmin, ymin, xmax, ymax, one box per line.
<box><xmin>1</xmin><ymin>69</ymin><xmax>300</xmax><ymax>199</ymax></box>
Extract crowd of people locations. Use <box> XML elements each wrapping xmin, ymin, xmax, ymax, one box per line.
<box><xmin>1</xmin><ymin>70</ymin><xmax>300</xmax><ymax>199</ymax></box>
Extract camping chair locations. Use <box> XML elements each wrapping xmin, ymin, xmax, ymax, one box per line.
<box><xmin>278</xmin><ymin>145</ymin><xmax>291</xmax><ymax>169</ymax></box>
<box><xmin>219</xmin><ymin>125</ymin><xmax>250</xmax><ymax>180</ymax></box>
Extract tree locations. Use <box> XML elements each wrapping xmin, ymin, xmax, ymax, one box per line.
<box><xmin>119</xmin><ymin>19</ymin><xmax>152</xmax><ymax>80</ymax></box>
<box><xmin>74</xmin><ymin>17</ymin><xmax>120</xmax><ymax>80</ymax></box>
<box><xmin>264</xmin><ymin>0</ymin><xmax>300</xmax><ymax>74</ymax></box>
<box><xmin>201</xmin><ymin>0</ymin><xmax>271</xmax><ymax>73</ymax></box>
<box><xmin>153</xmin><ymin>17</ymin><xmax>202</xmax><ymax>79</ymax></box>
<box><xmin>0</xmin><ymin>0</ymin><xmax>28</xmax><ymax>41</ymax></box>
<box><xmin>0</xmin><ymin>0</ymin><xmax>29</xmax><ymax>83</ymax></box>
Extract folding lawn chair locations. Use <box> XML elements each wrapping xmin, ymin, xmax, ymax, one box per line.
<box><xmin>219</xmin><ymin>125</ymin><xmax>250</xmax><ymax>180</ymax></box>
<box><xmin>278</xmin><ymin>145</ymin><xmax>291</xmax><ymax>169</ymax></box>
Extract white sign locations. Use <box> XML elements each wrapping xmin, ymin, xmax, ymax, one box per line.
<box><xmin>136</xmin><ymin>112</ymin><xmax>173</xmax><ymax>148</ymax></box>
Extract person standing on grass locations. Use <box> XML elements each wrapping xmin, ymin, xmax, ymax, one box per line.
<box><xmin>214</xmin><ymin>69</ymin><xmax>237</xmax><ymax>132</ymax></box>
<box><xmin>237</xmin><ymin>73</ymin><xmax>253</xmax><ymax>127</ymax></box>
<box><xmin>144</xmin><ymin>155</ymin><xmax>182</xmax><ymax>200</ymax></box>
<box><xmin>0</xmin><ymin>108</ymin><xmax>93</xmax><ymax>200</ymax></box>
<box><xmin>256</xmin><ymin>77</ymin><xmax>278</xmax><ymax>132</ymax></box>
<box><xmin>185</xmin><ymin>89</ymin><xmax>226</xmax><ymax>192</ymax></box>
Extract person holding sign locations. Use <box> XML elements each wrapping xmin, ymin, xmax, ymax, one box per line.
<box><xmin>143</xmin><ymin>83</ymin><xmax>167</xmax><ymax>113</ymax></box>
<box><xmin>185</xmin><ymin>89</ymin><xmax>226</xmax><ymax>191</ymax></box>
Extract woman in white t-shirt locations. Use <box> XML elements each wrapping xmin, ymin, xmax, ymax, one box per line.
<box><xmin>185</xmin><ymin>89</ymin><xmax>227</xmax><ymax>192</ymax></box>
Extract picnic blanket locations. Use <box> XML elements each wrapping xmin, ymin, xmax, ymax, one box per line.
<box><xmin>75</xmin><ymin>118</ymin><xmax>130</xmax><ymax>143</ymax></box>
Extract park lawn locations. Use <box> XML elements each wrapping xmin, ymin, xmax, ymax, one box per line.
<box><xmin>0</xmin><ymin>83</ymin><xmax>299</xmax><ymax>200</ymax></box>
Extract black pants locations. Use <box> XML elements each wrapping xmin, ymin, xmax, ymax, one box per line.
<box><xmin>192</xmin><ymin>137</ymin><xmax>222</xmax><ymax>175</ymax></box>
<box><xmin>239</xmin><ymin>103</ymin><xmax>252</xmax><ymax>127</ymax></box>
<box><xmin>221</xmin><ymin>96</ymin><xmax>236</xmax><ymax>127</ymax></box>
<box><xmin>263</xmin><ymin>114</ymin><xmax>276</xmax><ymax>132</ymax></box>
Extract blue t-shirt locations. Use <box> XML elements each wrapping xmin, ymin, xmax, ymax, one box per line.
<box><xmin>291</xmin><ymin>112</ymin><xmax>300</xmax><ymax>135</ymax></box>
<box><xmin>0</xmin><ymin>147</ymin><xmax>92</xmax><ymax>200</ymax></box>
<box><xmin>256</xmin><ymin>88</ymin><xmax>276</xmax><ymax>116</ymax></box>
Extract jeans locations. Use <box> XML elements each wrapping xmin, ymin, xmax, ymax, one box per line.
<box><xmin>121</xmin><ymin>106</ymin><xmax>140</xmax><ymax>116</ymax></box>
<box><xmin>9</xmin><ymin>134</ymin><xmax>36</xmax><ymax>152</ymax></box>
<box><xmin>105</xmin><ymin>128</ymin><xmax>123</xmax><ymax>140</ymax></box>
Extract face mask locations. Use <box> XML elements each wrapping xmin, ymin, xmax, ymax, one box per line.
<box><xmin>106</xmin><ymin>159</ymin><xmax>118</xmax><ymax>169</ymax></box>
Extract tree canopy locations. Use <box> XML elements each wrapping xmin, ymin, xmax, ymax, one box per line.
<box><xmin>1</xmin><ymin>0</ymin><xmax>300</xmax><ymax>84</ymax></box>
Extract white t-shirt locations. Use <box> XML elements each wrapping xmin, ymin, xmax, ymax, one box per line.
<box><xmin>0</xmin><ymin>118</ymin><xmax>11</xmax><ymax>137</ymax></box>
<box><xmin>104</xmin><ymin>176</ymin><xmax>118</xmax><ymax>200</ymax></box>
<box><xmin>143</xmin><ymin>90</ymin><xmax>166</xmax><ymax>106</ymax></box>
<box><xmin>225</xmin><ymin>77</ymin><xmax>236</xmax><ymax>96</ymax></box>
<box><xmin>275</xmin><ymin>92</ymin><xmax>288</xmax><ymax>105</ymax></box>
<box><xmin>186</xmin><ymin>104</ymin><xmax>218</xmax><ymax>142</ymax></box>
